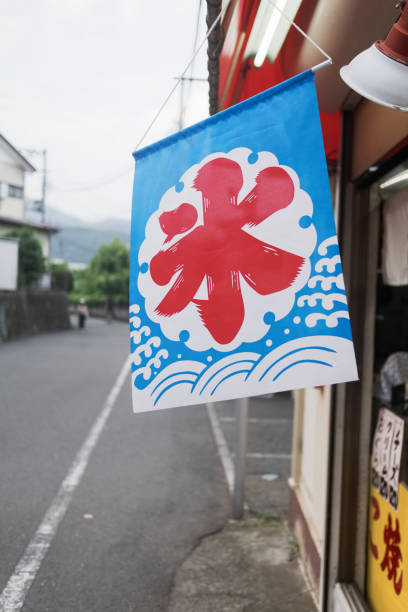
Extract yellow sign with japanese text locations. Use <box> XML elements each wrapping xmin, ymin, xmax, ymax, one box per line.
<box><xmin>367</xmin><ymin>484</ymin><xmax>408</xmax><ymax>611</ymax></box>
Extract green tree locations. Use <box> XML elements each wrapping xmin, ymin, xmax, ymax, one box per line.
<box><xmin>49</xmin><ymin>262</ymin><xmax>74</xmax><ymax>292</ymax></box>
<box><xmin>6</xmin><ymin>226</ymin><xmax>45</xmax><ymax>288</ymax></box>
<box><xmin>71</xmin><ymin>237</ymin><xmax>129</xmax><ymax>305</ymax></box>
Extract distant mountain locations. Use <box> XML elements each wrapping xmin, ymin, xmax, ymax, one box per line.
<box><xmin>29</xmin><ymin>206</ymin><xmax>131</xmax><ymax>264</ymax></box>
<box><xmin>92</xmin><ymin>218</ymin><xmax>131</xmax><ymax>234</ymax></box>
<box><xmin>51</xmin><ymin>225</ymin><xmax>130</xmax><ymax>264</ymax></box>
<box><xmin>45</xmin><ymin>206</ymin><xmax>86</xmax><ymax>228</ymax></box>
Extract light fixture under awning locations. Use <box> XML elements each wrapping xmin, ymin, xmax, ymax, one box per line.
<box><xmin>244</xmin><ymin>0</ymin><xmax>302</xmax><ymax>68</ymax></box>
<box><xmin>380</xmin><ymin>163</ymin><xmax>408</xmax><ymax>195</ymax></box>
<box><xmin>340</xmin><ymin>2</ymin><xmax>408</xmax><ymax>111</ymax></box>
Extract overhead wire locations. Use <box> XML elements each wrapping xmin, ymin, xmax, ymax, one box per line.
<box><xmin>47</xmin><ymin>0</ymin><xmax>332</xmax><ymax>194</ymax></box>
<box><xmin>48</xmin><ymin>169</ymin><xmax>133</xmax><ymax>193</ymax></box>
<box><xmin>266</xmin><ymin>0</ymin><xmax>332</xmax><ymax>67</ymax></box>
<box><xmin>132</xmin><ymin>0</ymin><xmax>231</xmax><ymax>153</ymax></box>
<box><xmin>50</xmin><ymin>1</ymin><xmax>232</xmax><ymax>194</ymax></box>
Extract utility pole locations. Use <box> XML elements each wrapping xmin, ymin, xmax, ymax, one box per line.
<box><xmin>22</xmin><ymin>148</ymin><xmax>47</xmax><ymax>224</ymax></box>
<box><xmin>175</xmin><ymin>76</ymin><xmax>208</xmax><ymax>132</ymax></box>
<box><xmin>40</xmin><ymin>149</ymin><xmax>47</xmax><ymax>225</ymax></box>
<box><xmin>232</xmin><ymin>397</ymin><xmax>249</xmax><ymax>519</ymax></box>
<box><xmin>178</xmin><ymin>77</ymin><xmax>185</xmax><ymax>131</ymax></box>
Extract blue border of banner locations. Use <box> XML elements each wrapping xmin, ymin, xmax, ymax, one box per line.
<box><xmin>133</xmin><ymin>70</ymin><xmax>313</xmax><ymax>161</ymax></box>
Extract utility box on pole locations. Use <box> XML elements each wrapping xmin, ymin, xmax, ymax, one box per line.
<box><xmin>0</xmin><ymin>237</ymin><xmax>19</xmax><ymax>290</ymax></box>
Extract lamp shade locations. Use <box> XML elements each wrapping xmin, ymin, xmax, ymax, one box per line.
<box><xmin>340</xmin><ymin>43</ymin><xmax>408</xmax><ymax>111</ymax></box>
<box><xmin>340</xmin><ymin>2</ymin><xmax>408</xmax><ymax>111</ymax></box>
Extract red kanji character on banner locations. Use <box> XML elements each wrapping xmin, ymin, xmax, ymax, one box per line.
<box><xmin>381</xmin><ymin>513</ymin><xmax>403</xmax><ymax>595</ymax></box>
<box><xmin>369</xmin><ymin>496</ymin><xmax>380</xmax><ymax>560</ymax></box>
<box><xmin>150</xmin><ymin>158</ymin><xmax>304</xmax><ymax>344</ymax></box>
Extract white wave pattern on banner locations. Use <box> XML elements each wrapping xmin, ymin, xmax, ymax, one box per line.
<box><xmin>130</xmin><ymin>325</ymin><xmax>151</xmax><ymax>346</ymax></box>
<box><xmin>318</xmin><ymin>236</ymin><xmax>338</xmax><ymax>256</ymax></box>
<box><xmin>129</xmin><ymin>304</ymin><xmax>140</xmax><ymax>315</ymax></box>
<box><xmin>131</xmin><ymin>336</ymin><xmax>358</xmax><ymax>411</ymax></box>
<box><xmin>129</xmin><ymin>304</ymin><xmax>169</xmax><ymax>382</ymax></box>
<box><xmin>133</xmin><ymin>350</ymin><xmax>169</xmax><ymax>382</ymax></box>
<box><xmin>130</xmin><ymin>316</ymin><xmax>141</xmax><ymax>330</ymax></box>
<box><xmin>315</xmin><ymin>255</ymin><xmax>341</xmax><ymax>273</ymax></box>
<box><xmin>307</xmin><ymin>236</ymin><xmax>344</xmax><ymax>294</ymax></box>
<box><xmin>195</xmin><ymin>352</ymin><xmax>260</xmax><ymax>396</ymax></box>
<box><xmin>305</xmin><ymin>311</ymin><xmax>349</xmax><ymax>328</ymax></box>
<box><xmin>295</xmin><ymin>236</ymin><xmax>348</xmax><ymax>330</ymax></box>
<box><xmin>129</xmin><ymin>304</ymin><xmax>141</xmax><ymax>330</ymax></box>
<box><xmin>133</xmin><ymin>336</ymin><xmax>161</xmax><ymax>365</ymax></box>
<box><xmin>297</xmin><ymin>292</ymin><xmax>348</xmax><ymax>310</ymax></box>
<box><xmin>308</xmin><ymin>274</ymin><xmax>345</xmax><ymax>291</ymax></box>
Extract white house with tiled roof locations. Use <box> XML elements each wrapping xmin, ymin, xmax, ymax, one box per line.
<box><xmin>0</xmin><ymin>132</ymin><xmax>57</xmax><ymax>258</ymax></box>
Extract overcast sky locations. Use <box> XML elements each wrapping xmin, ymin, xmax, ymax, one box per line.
<box><xmin>0</xmin><ymin>0</ymin><xmax>209</xmax><ymax>222</ymax></box>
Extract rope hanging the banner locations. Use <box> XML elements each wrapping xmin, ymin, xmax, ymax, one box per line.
<box><xmin>266</xmin><ymin>0</ymin><xmax>332</xmax><ymax>72</ymax></box>
<box><xmin>133</xmin><ymin>0</ymin><xmax>233</xmax><ymax>153</ymax></box>
<box><xmin>134</xmin><ymin>0</ymin><xmax>332</xmax><ymax>153</ymax></box>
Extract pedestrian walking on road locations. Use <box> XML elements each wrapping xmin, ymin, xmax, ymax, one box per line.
<box><xmin>105</xmin><ymin>295</ymin><xmax>115</xmax><ymax>324</ymax></box>
<box><xmin>76</xmin><ymin>298</ymin><xmax>89</xmax><ymax>329</ymax></box>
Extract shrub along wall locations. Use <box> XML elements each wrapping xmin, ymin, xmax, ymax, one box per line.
<box><xmin>87</xmin><ymin>304</ymin><xmax>129</xmax><ymax>322</ymax></box>
<box><xmin>0</xmin><ymin>291</ymin><xmax>71</xmax><ymax>341</ymax></box>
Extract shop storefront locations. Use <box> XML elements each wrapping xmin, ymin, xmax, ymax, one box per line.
<box><xmin>327</xmin><ymin>110</ymin><xmax>408</xmax><ymax>610</ymax></box>
<box><xmin>366</xmin><ymin>168</ymin><xmax>408</xmax><ymax>612</ymax></box>
<box><xmin>205</xmin><ymin>1</ymin><xmax>408</xmax><ymax>609</ymax></box>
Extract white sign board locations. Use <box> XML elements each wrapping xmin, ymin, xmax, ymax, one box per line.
<box><xmin>0</xmin><ymin>238</ymin><xmax>18</xmax><ymax>290</ymax></box>
<box><xmin>372</xmin><ymin>407</ymin><xmax>405</xmax><ymax>510</ymax></box>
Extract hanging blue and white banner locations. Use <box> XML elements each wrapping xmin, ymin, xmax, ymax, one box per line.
<box><xmin>130</xmin><ymin>70</ymin><xmax>358</xmax><ymax>412</ymax></box>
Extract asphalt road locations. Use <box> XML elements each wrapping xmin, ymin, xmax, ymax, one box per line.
<box><xmin>215</xmin><ymin>393</ymin><xmax>293</xmax><ymax>479</ymax></box>
<box><xmin>0</xmin><ymin>317</ymin><xmax>294</xmax><ymax>611</ymax></box>
<box><xmin>0</xmin><ymin>318</ymin><xmax>230</xmax><ymax>612</ymax></box>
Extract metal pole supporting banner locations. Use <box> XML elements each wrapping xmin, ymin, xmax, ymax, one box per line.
<box><xmin>232</xmin><ymin>396</ymin><xmax>249</xmax><ymax>519</ymax></box>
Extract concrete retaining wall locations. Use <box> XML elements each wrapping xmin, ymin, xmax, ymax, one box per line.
<box><xmin>0</xmin><ymin>291</ymin><xmax>71</xmax><ymax>341</ymax></box>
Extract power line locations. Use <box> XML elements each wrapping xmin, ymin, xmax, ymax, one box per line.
<box><xmin>48</xmin><ymin>168</ymin><xmax>132</xmax><ymax>193</ymax></box>
<box><xmin>47</xmin><ymin>2</ymin><xmax>231</xmax><ymax>195</ymax></box>
<box><xmin>133</xmin><ymin>1</ymin><xmax>231</xmax><ymax>153</ymax></box>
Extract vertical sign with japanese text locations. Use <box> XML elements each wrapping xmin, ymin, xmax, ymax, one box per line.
<box><xmin>367</xmin><ymin>485</ymin><xmax>408</xmax><ymax>611</ymax></box>
<box><xmin>368</xmin><ymin>409</ymin><xmax>407</xmax><ymax>611</ymax></box>
<box><xmin>372</xmin><ymin>408</ymin><xmax>405</xmax><ymax>510</ymax></box>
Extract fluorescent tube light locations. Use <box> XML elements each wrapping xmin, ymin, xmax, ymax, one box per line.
<box><xmin>380</xmin><ymin>169</ymin><xmax>408</xmax><ymax>191</ymax></box>
<box><xmin>248</xmin><ymin>0</ymin><xmax>302</xmax><ymax>68</ymax></box>
<box><xmin>254</xmin><ymin>0</ymin><xmax>287</xmax><ymax>68</ymax></box>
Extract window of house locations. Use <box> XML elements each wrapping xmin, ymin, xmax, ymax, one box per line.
<box><xmin>8</xmin><ymin>184</ymin><xmax>24</xmax><ymax>198</ymax></box>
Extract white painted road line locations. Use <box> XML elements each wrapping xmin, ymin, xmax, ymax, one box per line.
<box><xmin>0</xmin><ymin>356</ymin><xmax>131</xmax><ymax>612</ymax></box>
<box><xmin>219</xmin><ymin>417</ymin><xmax>290</xmax><ymax>424</ymax></box>
<box><xmin>206</xmin><ymin>402</ymin><xmax>234</xmax><ymax>494</ymax></box>
<box><xmin>233</xmin><ymin>453</ymin><xmax>291</xmax><ymax>460</ymax></box>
